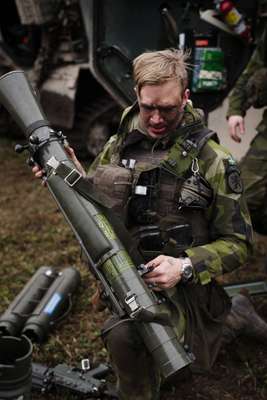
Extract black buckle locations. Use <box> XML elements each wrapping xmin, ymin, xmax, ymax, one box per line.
<box><xmin>64</xmin><ymin>169</ymin><xmax>82</xmax><ymax>187</ymax></box>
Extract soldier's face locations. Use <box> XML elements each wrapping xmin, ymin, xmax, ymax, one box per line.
<box><xmin>137</xmin><ymin>80</ymin><xmax>189</xmax><ymax>139</ymax></box>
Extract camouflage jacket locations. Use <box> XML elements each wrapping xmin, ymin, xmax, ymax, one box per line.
<box><xmin>89</xmin><ymin>103</ymin><xmax>253</xmax><ymax>285</ymax></box>
<box><xmin>227</xmin><ymin>25</ymin><xmax>267</xmax><ymax>133</ymax></box>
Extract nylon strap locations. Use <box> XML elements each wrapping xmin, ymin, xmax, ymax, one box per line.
<box><xmin>47</xmin><ymin>160</ymin><xmax>144</xmax><ymax>266</ymax></box>
<box><xmin>50</xmin><ymin>162</ymin><xmax>116</xmax><ymax>209</ymax></box>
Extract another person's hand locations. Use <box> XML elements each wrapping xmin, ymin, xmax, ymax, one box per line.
<box><xmin>143</xmin><ymin>255</ymin><xmax>183</xmax><ymax>291</ymax></box>
<box><xmin>228</xmin><ymin>115</ymin><xmax>245</xmax><ymax>143</ymax></box>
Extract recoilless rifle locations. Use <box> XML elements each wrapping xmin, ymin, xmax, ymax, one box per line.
<box><xmin>0</xmin><ymin>70</ymin><xmax>193</xmax><ymax>381</ymax></box>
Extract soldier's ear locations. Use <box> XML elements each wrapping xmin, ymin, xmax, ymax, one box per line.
<box><xmin>179</xmin><ymin>88</ymin><xmax>190</xmax><ymax>111</ymax></box>
<box><xmin>182</xmin><ymin>89</ymin><xmax>190</xmax><ymax>107</ymax></box>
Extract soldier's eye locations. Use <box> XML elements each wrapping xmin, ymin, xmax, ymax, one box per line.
<box><xmin>141</xmin><ymin>104</ymin><xmax>155</xmax><ymax>112</ymax></box>
<box><xmin>159</xmin><ymin>106</ymin><xmax>177</xmax><ymax>114</ymax></box>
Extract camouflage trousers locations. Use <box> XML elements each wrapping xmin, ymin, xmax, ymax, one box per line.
<box><xmin>240</xmin><ymin>127</ymin><xmax>267</xmax><ymax>234</ymax></box>
<box><xmin>101</xmin><ymin>281</ymin><xmax>230</xmax><ymax>399</ymax></box>
<box><xmin>102</xmin><ymin>317</ymin><xmax>161</xmax><ymax>400</ymax></box>
<box><xmin>102</xmin><ymin>306</ymin><xmax>185</xmax><ymax>400</ymax></box>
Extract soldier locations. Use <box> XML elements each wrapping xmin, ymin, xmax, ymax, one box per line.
<box><xmin>227</xmin><ymin>18</ymin><xmax>267</xmax><ymax>234</ymax></box>
<box><xmin>34</xmin><ymin>49</ymin><xmax>267</xmax><ymax>400</ymax></box>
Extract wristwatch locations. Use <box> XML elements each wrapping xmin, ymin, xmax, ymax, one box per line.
<box><xmin>180</xmin><ymin>257</ymin><xmax>194</xmax><ymax>283</ymax></box>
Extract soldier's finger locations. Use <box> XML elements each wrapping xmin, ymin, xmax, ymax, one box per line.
<box><xmin>230</xmin><ymin>126</ymin><xmax>241</xmax><ymax>143</ymax></box>
<box><xmin>64</xmin><ymin>144</ymin><xmax>74</xmax><ymax>153</ymax></box>
<box><xmin>32</xmin><ymin>165</ymin><xmax>41</xmax><ymax>173</ymax></box>
<box><xmin>143</xmin><ymin>268</ymin><xmax>162</xmax><ymax>281</ymax></box>
<box><xmin>145</xmin><ymin>255</ymin><xmax>165</xmax><ymax>267</ymax></box>
<box><xmin>35</xmin><ymin>170</ymin><xmax>44</xmax><ymax>178</ymax></box>
<box><xmin>64</xmin><ymin>145</ymin><xmax>78</xmax><ymax>161</ymax></box>
<box><xmin>232</xmin><ymin>133</ymin><xmax>241</xmax><ymax>143</ymax></box>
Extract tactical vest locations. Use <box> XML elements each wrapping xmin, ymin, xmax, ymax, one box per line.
<box><xmin>92</xmin><ymin>120</ymin><xmax>218</xmax><ymax>261</ymax></box>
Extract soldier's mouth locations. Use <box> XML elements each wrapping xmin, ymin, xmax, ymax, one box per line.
<box><xmin>149</xmin><ymin>126</ymin><xmax>167</xmax><ymax>136</ymax></box>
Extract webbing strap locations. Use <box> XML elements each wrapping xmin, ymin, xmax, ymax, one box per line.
<box><xmin>49</xmin><ymin>161</ymin><xmax>114</xmax><ymax>209</ymax></box>
<box><xmin>46</xmin><ymin>158</ymin><xmax>144</xmax><ymax>266</ymax></box>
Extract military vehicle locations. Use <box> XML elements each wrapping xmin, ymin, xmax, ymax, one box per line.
<box><xmin>0</xmin><ymin>0</ymin><xmax>263</xmax><ymax>159</ymax></box>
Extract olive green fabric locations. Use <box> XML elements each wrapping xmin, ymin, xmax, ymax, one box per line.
<box><xmin>226</xmin><ymin>26</ymin><xmax>267</xmax><ymax>124</ymax></box>
<box><xmin>239</xmin><ymin>131</ymin><xmax>267</xmax><ymax>234</ymax></box>
<box><xmin>89</xmin><ymin>102</ymin><xmax>252</xmax><ymax>399</ymax></box>
<box><xmin>89</xmin><ymin>103</ymin><xmax>253</xmax><ymax>282</ymax></box>
<box><xmin>245</xmin><ymin>67</ymin><xmax>267</xmax><ymax>109</ymax></box>
<box><xmin>102</xmin><ymin>317</ymin><xmax>161</xmax><ymax>400</ymax></box>
<box><xmin>227</xmin><ymin>25</ymin><xmax>267</xmax><ymax>233</ymax></box>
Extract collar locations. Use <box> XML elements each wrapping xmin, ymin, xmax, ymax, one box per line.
<box><xmin>118</xmin><ymin>101</ymin><xmax>205</xmax><ymax>150</ymax></box>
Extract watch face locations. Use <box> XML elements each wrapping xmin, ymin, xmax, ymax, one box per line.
<box><xmin>181</xmin><ymin>264</ymin><xmax>193</xmax><ymax>282</ymax></box>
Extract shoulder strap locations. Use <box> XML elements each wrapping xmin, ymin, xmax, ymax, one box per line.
<box><xmin>163</xmin><ymin>125</ymin><xmax>219</xmax><ymax>177</ymax></box>
<box><xmin>181</xmin><ymin>126</ymin><xmax>219</xmax><ymax>155</ymax></box>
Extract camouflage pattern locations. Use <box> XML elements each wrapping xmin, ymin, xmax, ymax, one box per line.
<box><xmin>227</xmin><ymin>25</ymin><xmax>267</xmax><ymax>233</ymax></box>
<box><xmin>239</xmin><ymin>130</ymin><xmax>267</xmax><ymax>234</ymax></box>
<box><xmin>89</xmin><ymin>103</ymin><xmax>252</xmax><ymax>400</ymax></box>
<box><xmin>226</xmin><ymin>26</ymin><xmax>267</xmax><ymax>122</ymax></box>
<box><xmin>89</xmin><ymin>103</ymin><xmax>252</xmax><ymax>279</ymax></box>
<box><xmin>245</xmin><ymin>66</ymin><xmax>267</xmax><ymax>109</ymax></box>
<box><xmin>102</xmin><ymin>316</ymin><xmax>161</xmax><ymax>400</ymax></box>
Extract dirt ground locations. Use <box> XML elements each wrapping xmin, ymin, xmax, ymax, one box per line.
<box><xmin>0</xmin><ymin>136</ymin><xmax>267</xmax><ymax>400</ymax></box>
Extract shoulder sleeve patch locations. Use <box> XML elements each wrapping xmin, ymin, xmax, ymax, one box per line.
<box><xmin>224</xmin><ymin>157</ymin><xmax>243</xmax><ymax>194</ymax></box>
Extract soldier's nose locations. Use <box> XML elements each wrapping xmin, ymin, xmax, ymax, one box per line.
<box><xmin>150</xmin><ymin>110</ymin><xmax>164</xmax><ymax>124</ymax></box>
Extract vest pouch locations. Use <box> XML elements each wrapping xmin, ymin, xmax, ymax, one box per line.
<box><xmin>132</xmin><ymin>223</ymin><xmax>193</xmax><ymax>261</ymax></box>
<box><xmin>165</xmin><ymin>224</ymin><xmax>193</xmax><ymax>249</ymax></box>
<box><xmin>135</xmin><ymin>225</ymin><xmax>163</xmax><ymax>251</ymax></box>
<box><xmin>93</xmin><ymin>165</ymin><xmax>132</xmax><ymax>213</ymax></box>
<box><xmin>131</xmin><ymin>225</ymin><xmax>166</xmax><ymax>261</ymax></box>
<box><xmin>179</xmin><ymin>174</ymin><xmax>213</xmax><ymax>209</ymax></box>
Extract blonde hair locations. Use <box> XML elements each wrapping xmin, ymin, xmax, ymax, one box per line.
<box><xmin>133</xmin><ymin>48</ymin><xmax>190</xmax><ymax>94</ymax></box>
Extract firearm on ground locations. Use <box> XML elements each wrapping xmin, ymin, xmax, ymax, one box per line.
<box><xmin>32</xmin><ymin>360</ymin><xmax>117</xmax><ymax>398</ymax></box>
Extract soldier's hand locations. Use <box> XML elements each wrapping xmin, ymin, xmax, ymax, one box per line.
<box><xmin>228</xmin><ymin>115</ymin><xmax>245</xmax><ymax>143</ymax></box>
<box><xmin>64</xmin><ymin>145</ymin><xmax>86</xmax><ymax>177</ymax></box>
<box><xmin>32</xmin><ymin>165</ymin><xmax>47</xmax><ymax>186</ymax></box>
<box><xmin>32</xmin><ymin>164</ymin><xmax>43</xmax><ymax>178</ymax></box>
<box><xmin>31</xmin><ymin>145</ymin><xmax>86</xmax><ymax>184</ymax></box>
<box><xmin>143</xmin><ymin>255</ymin><xmax>183</xmax><ymax>291</ymax></box>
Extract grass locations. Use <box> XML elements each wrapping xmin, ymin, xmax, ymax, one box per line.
<box><xmin>0</xmin><ymin>136</ymin><xmax>267</xmax><ymax>400</ymax></box>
